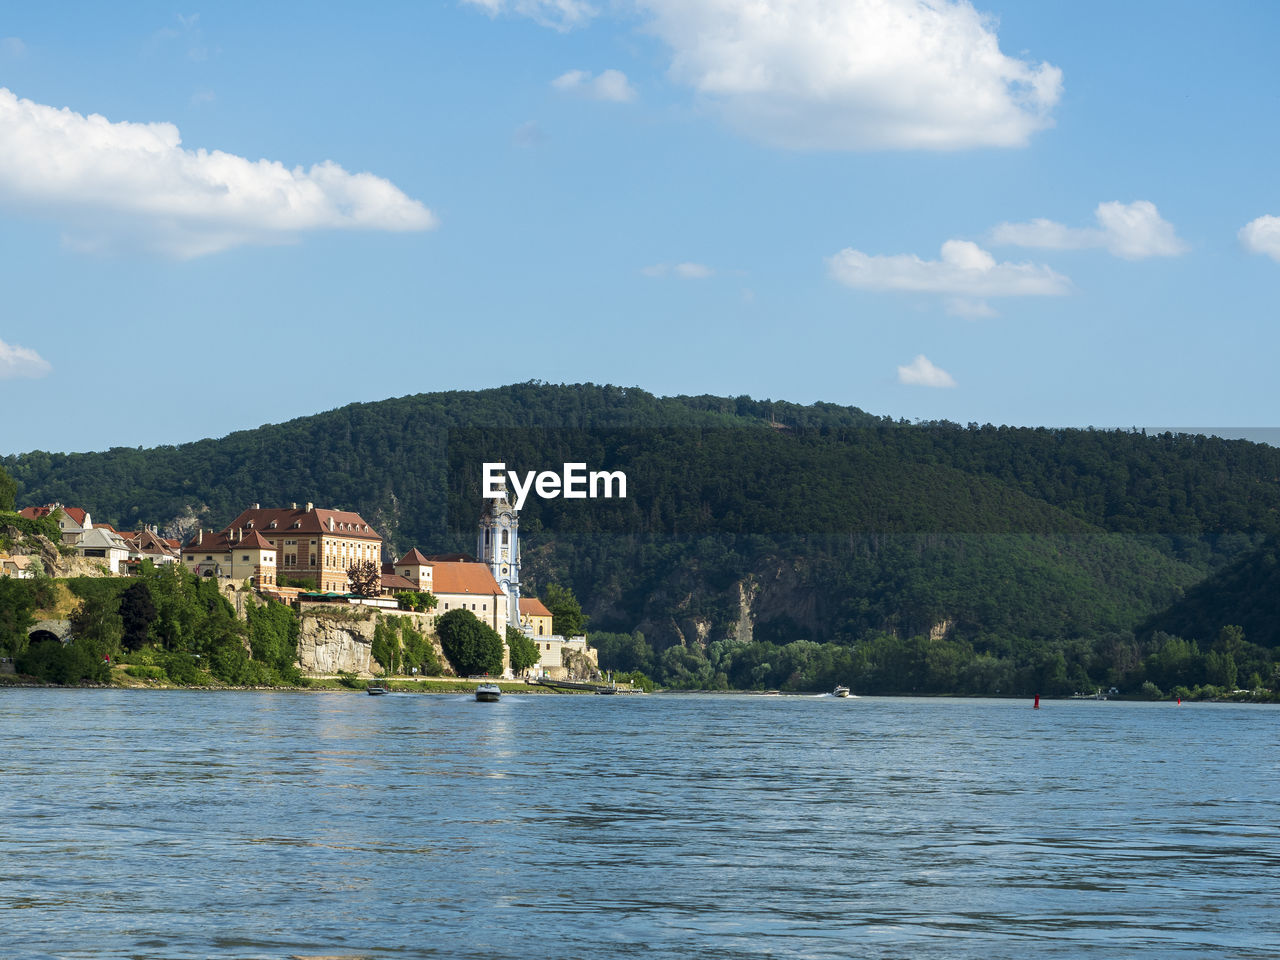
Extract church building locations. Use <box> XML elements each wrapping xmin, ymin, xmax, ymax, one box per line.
<box><xmin>476</xmin><ymin>477</ymin><xmax>521</xmax><ymax>632</ymax></box>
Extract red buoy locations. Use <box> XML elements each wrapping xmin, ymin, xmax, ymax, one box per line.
<box><xmin>1034</xmin><ymin>694</ymin><xmax>1040</xmax><ymax>709</ymax></box>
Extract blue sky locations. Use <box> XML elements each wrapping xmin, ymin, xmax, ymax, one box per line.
<box><xmin>1</xmin><ymin>0</ymin><xmax>1279</xmax><ymax>455</ymax></box>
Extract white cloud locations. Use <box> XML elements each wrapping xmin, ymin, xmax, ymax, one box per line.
<box><xmin>638</xmin><ymin>0</ymin><xmax>1061</xmax><ymax>150</ymax></box>
<box><xmin>991</xmin><ymin>200</ymin><xmax>1186</xmax><ymax>260</ymax></box>
<box><xmin>462</xmin><ymin>0</ymin><xmax>597</xmax><ymax>31</ymax></box>
<box><xmin>0</xmin><ymin>87</ymin><xmax>436</xmax><ymax>258</ymax></box>
<box><xmin>513</xmin><ymin>120</ymin><xmax>546</xmax><ymax>147</ymax></box>
<box><xmin>898</xmin><ymin>354</ymin><xmax>956</xmax><ymax>388</ymax></box>
<box><xmin>643</xmin><ymin>261</ymin><xmax>713</xmax><ymax>278</ymax></box>
<box><xmin>0</xmin><ymin>338</ymin><xmax>51</xmax><ymax>379</ymax></box>
<box><xmin>1240</xmin><ymin>215</ymin><xmax>1280</xmax><ymax>263</ymax></box>
<box><xmin>552</xmin><ymin>69</ymin><xmax>637</xmax><ymax>102</ymax></box>
<box><xmin>944</xmin><ymin>297</ymin><xmax>998</xmax><ymax>318</ymax></box>
<box><xmin>828</xmin><ymin>240</ymin><xmax>1070</xmax><ymax>300</ymax></box>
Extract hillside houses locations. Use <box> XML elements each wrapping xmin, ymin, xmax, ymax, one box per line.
<box><xmin>9</xmin><ymin>493</ymin><xmax>597</xmax><ymax>680</ymax></box>
<box><xmin>19</xmin><ymin>503</ymin><xmax>92</xmax><ymax>544</ymax></box>
<box><xmin>9</xmin><ymin>502</ymin><xmax>182</xmax><ymax>573</ymax></box>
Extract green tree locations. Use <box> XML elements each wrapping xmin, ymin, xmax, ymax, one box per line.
<box><xmin>69</xmin><ymin>593</ymin><xmax>124</xmax><ymax>663</ymax></box>
<box><xmin>0</xmin><ymin>579</ymin><xmax>37</xmax><ymax>657</ymax></box>
<box><xmin>543</xmin><ymin>583</ymin><xmax>586</xmax><ymax>638</ymax></box>
<box><xmin>437</xmin><ymin>608</ymin><xmax>504</xmax><ymax>676</ymax></box>
<box><xmin>0</xmin><ymin>463</ymin><xmax>16</xmax><ymax>512</ymax></box>
<box><xmin>246</xmin><ymin>597</ymin><xmax>301</xmax><ymax>681</ymax></box>
<box><xmin>505</xmin><ymin>626</ymin><xmax>540</xmax><ymax>675</ymax></box>
<box><xmin>119</xmin><ymin>581</ymin><xmax>157</xmax><ymax>652</ymax></box>
<box><xmin>17</xmin><ymin>637</ymin><xmax>108</xmax><ymax>684</ymax></box>
<box><xmin>400</xmin><ymin>618</ymin><xmax>441</xmax><ymax>675</ymax></box>
<box><xmin>371</xmin><ymin>617</ymin><xmax>402</xmax><ymax>675</ymax></box>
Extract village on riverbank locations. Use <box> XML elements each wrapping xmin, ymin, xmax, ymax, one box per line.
<box><xmin>1</xmin><ymin>480</ymin><xmax>607</xmax><ymax>689</ymax></box>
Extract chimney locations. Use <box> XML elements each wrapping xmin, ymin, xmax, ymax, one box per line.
<box><xmin>305</xmin><ymin>502</ymin><xmax>314</xmax><ymax>513</ymax></box>
<box><xmin>251</xmin><ymin>502</ymin><xmax>260</xmax><ymax>510</ymax></box>
<box><xmin>197</xmin><ymin>529</ymin><xmax>203</xmax><ymax>545</ymax></box>
<box><xmin>291</xmin><ymin>503</ymin><xmax>298</xmax><ymax>510</ymax></box>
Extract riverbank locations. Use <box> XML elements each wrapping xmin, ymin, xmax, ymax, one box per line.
<box><xmin>0</xmin><ymin>670</ymin><xmax>592</xmax><ymax>694</ymax></box>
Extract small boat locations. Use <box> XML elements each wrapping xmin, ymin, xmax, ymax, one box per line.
<box><xmin>833</xmin><ymin>685</ymin><xmax>851</xmax><ymax>698</ymax></box>
<box><xmin>367</xmin><ymin>684</ymin><xmax>390</xmax><ymax>696</ymax></box>
<box><xmin>475</xmin><ymin>683</ymin><xmax>501</xmax><ymax>702</ymax></box>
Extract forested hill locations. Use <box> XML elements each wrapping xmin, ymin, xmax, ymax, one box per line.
<box><xmin>6</xmin><ymin>381</ymin><xmax>1280</xmax><ymax>693</ymax></box>
<box><xmin>6</xmin><ymin>382</ymin><xmax>1280</xmax><ymax>547</ymax></box>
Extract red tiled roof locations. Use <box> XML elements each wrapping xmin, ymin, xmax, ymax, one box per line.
<box><xmin>120</xmin><ymin>529</ymin><xmax>180</xmax><ymax>556</ymax></box>
<box><xmin>398</xmin><ymin>548</ymin><xmax>433</xmax><ymax>566</ymax></box>
<box><xmin>94</xmin><ymin>522</ymin><xmax>117</xmax><ymax>532</ymax></box>
<box><xmin>182</xmin><ymin>529</ymin><xmax>276</xmax><ymax>554</ymax></box>
<box><xmin>19</xmin><ymin>504</ymin><xmax>88</xmax><ymax>525</ymax></box>
<box><xmin>239</xmin><ymin>530</ymin><xmax>275</xmax><ymax>550</ymax></box>
<box><xmin>430</xmin><ymin>561</ymin><xmax>504</xmax><ymax>596</ymax></box>
<box><xmin>223</xmin><ymin>505</ymin><xmax>381</xmax><ymax>541</ymax></box>
<box><xmin>382</xmin><ymin>573</ymin><xmax>418</xmax><ymax>591</ymax></box>
<box><xmin>520</xmin><ymin>597</ymin><xmax>553</xmax><ymax>618</ymax></box>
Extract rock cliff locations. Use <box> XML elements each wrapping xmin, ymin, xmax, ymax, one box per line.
<box><xmin>297</xmin><ymin>610</ymin><xmax>378</xmax><ymax>675</ymax></box>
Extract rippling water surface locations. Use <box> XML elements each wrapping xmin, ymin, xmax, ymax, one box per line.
<box><xmin>1</xmin><ymin>690</ymin><xmax>1277</xmax><ymax>959</ymax></box>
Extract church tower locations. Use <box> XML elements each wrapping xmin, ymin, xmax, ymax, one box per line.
<box><xmin>477</xmin><ymin>477</ymin><xmax>520</xmax><ymax>631</ymax></box>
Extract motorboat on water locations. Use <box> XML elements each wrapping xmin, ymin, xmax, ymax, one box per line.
<box><xmin>833</xmin><ymin>685</ymin><xmax>851</xmax><ymax>698</ymax></box>
<box><xmin>475</xmin><ymin>683</ymin><xmax>501</xmax><ymax>702</ymax></box>
<box><xmin>367</xmin><ymin>684</ymin><xmax>390</xmax><ymax>696</ymax></box>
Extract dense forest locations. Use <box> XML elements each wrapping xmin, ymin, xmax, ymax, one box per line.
<box><xmin>5</xmin><ymin>382</ymin><xmax>1279</xmax><ymax>696</ymax></box>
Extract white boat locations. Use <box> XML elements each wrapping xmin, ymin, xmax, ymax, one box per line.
<box><xmin>367</xmin><ymin>684</ymin><xmax>390</xmax><ymax>696</ymax></box>
<box><xmin>833</xmin><ymin>685</ymin><xmax>851</xmax><ymax>698</ymax></box>
<box><xmin>475</xmin><ymin>683</ymin><xmax>501</xmax><ymax>702</ymax></box>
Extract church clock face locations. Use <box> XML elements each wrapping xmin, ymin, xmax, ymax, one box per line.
<box><xmin>501</xmin><ymin>564</ymin><xmax>509</xmax><ymax>575</ymax></box>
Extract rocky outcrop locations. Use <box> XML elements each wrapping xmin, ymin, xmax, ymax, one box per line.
<box><xmin>733</xmin><ymin>576</ymin><xmax>758</xmax><ymax>644</ymax></box>
<box><xmin>929</xmin><ymin>619</ymin><xmax>955</xmax><ymax>642</ymax></box>
<box><xmin>294</xmin><ymin>608</ymin><xmax>444</xmax><ymax>677</ymax></box>
<box><xmin>2</xmin><ymin>527</ymin><xmax>64</xmax><ymax>573</ymax></box>
<box><xmin>297</xmin><ymin>610</ymin><xmax>378</xmax><ymax>675</ymax></box>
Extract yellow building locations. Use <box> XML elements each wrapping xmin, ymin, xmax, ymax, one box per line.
<box><xmin>222</xmin><ymin>503</ymin><xmax>382</xmax><ymax>592</ymax></box>
<box><xmin>519</xmin><ymin>597</ymin><xmax>554</xmax><ymax>637</ymax></box>
<box><xmin>182</xmin><ymin>528</ymin><xmax>277</xmax><ymax>586</ymax></box>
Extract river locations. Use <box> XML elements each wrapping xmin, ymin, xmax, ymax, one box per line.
<box><xmin>1</xmin><ymin>690</ymin><xmax>1277</xmax><ymax>959</ymax></box>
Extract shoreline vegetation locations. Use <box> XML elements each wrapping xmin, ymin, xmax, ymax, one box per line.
<box><xmin>1</xmin><ymin>558</ymin><xmax>1276</xmax><ymax>703</ymax></box>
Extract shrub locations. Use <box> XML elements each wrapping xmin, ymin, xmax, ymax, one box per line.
<box><xmin>125</xmin><ymin>665</ymin><xmax>166</xmax><ymax>680</ymax></box>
